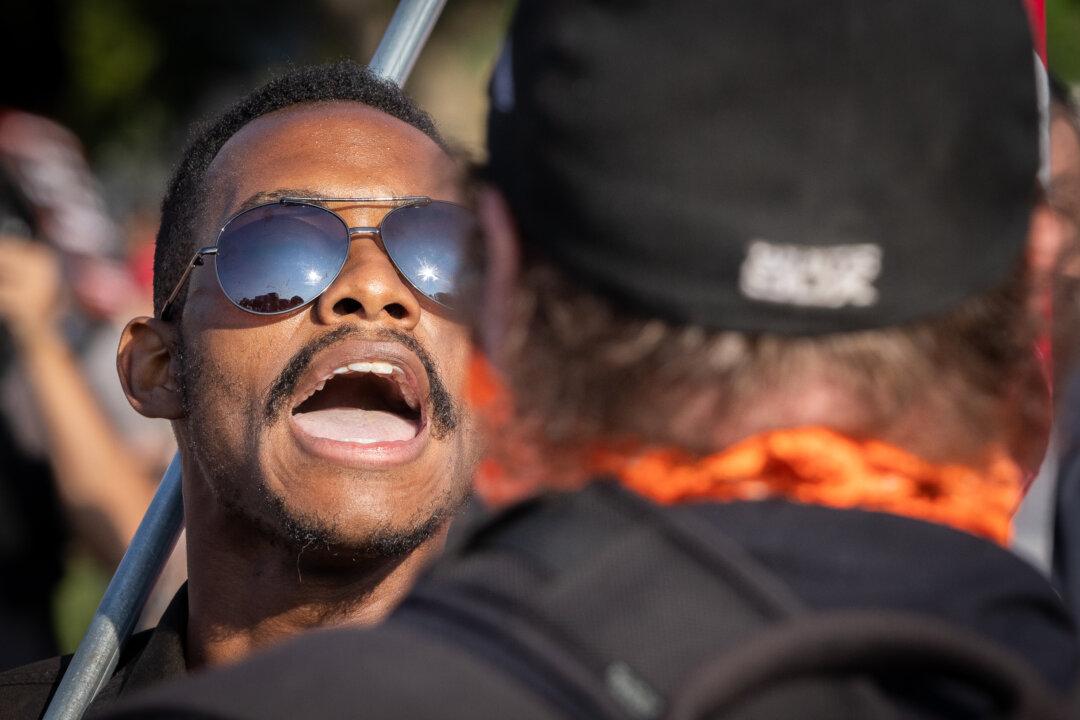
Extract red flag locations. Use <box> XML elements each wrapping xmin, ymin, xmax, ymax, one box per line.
<box><xmin>1025</xmin><ymin>0</ymin><xmax>1047</xmax><ymax>63</ymax></box>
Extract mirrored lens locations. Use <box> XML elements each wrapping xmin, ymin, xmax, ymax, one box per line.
<box><xmin>380</xmin><ymin>202</ymin><xmax>475</xmax><ymax>307</ymax></box>
<box><xmin>215</xmin><ymin>204</ymin><xmax>349</xmax><ymax>314</ymax></box>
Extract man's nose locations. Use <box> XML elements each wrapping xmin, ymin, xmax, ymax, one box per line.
<box><xmin>311</xmin><ymin>235</ymin><xmax>421</xmax><ymax>330</ymax></box>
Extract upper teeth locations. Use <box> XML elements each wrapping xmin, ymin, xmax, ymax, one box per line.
<box><xmin>339</xmin><ymin>361</ymin><xmax>395</xmax><ymax>375</ymax></box>
<box><xmin>298</xmin><ymin>360</ymin><xmax>420</xmax><ymax>410</ymax></box>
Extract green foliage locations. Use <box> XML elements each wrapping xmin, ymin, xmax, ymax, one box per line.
<box><xmin>52</xmin><ymin>552</ymin><xmax>109</xmax><ymax>654</ymax></box>
<box><xmin>66</xmin><ymin>0</ymin><xmax>161</xmax><ymax>118</ymax></box>
<box><xmin>1049</xmin><ymin>0</ymin><xmax>1080</xmax><ymax>82</ymax></box>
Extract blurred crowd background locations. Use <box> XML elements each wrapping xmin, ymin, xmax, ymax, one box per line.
<box><xmin>0</xmin><ymin>0</ymin><xmax>1077</xmax><ymax>670</ymax></box>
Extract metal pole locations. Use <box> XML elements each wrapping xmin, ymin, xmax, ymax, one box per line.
<box><xmin>369</xmin><ymin>0</ymin><xmax>449</xmax><ymax>85</ymax></box>
<box><xmin>41</xmin><ymin>1</ymin><xmax>450</xmax><ymax>717</ymax></box>
<box><xmin>43</xmin><ymin>454</ymin><xmax>184</xmax><ymax>720</ymax></box>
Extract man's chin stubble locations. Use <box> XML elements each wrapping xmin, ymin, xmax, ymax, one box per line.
<box><xmin>175</xmin><ymin>326</ymin><xmax>471</xmax><ymax>568</ymax></box>
<box><xmin>253</xmin><ymin>478</ymin><xmax>469</xmax><ymax>564</ymax></box>
<box><xmin>181</xmin><ymin>396</ymin><xmax>472</xmax><ymax>569</ymax></box>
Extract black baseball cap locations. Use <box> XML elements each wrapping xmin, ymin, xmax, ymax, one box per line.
<box><xmin>486</xmin><ymin>0</ymin><xmax>1040</xmax><ymax>334</ymax></box>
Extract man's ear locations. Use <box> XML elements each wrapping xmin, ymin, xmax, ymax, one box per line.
<box><xmin>476</xmin><ymin>186</ymin><xmax>521</xmax><ymax>358</ymax></box>
<box><xmin>117</xmin><ymin>317</ymin><xmax>185</xmax><ymax>419</ymax></box>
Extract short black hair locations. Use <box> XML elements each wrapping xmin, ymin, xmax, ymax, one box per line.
<box><xmin>154</xmin><ymin>60</ymin><xmax>445</xmax><ymax>317</ymax></box>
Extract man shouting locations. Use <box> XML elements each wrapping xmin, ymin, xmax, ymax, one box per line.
<box><xmin>0</xmin><ymin>60</ymin><xmax>479</xmax><ymax>717</ymax></box>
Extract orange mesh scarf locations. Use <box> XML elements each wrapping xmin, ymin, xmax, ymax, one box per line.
<box><xmin>466</xmin><ymin>353</ymin><xmax>1023</xmax><ymax>545</ymax></box>
<box><xmin>589</xmin><ymin>428</ymin><xmax>1022</xmax><ymax>546</ymax></box>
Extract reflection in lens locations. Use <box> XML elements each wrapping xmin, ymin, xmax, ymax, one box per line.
<box><xmin>216</xmin><ymin>204</ymin><xmax>349</xmax><ymax>315</ymax></box>
<box><xmin>239</xmin><ymin>293</ymin><xmax>306</xmax><ymax>313</ymax></box>
<box><xmin>381</xmin><ymin>202</ymin><xmax>475</xmax><ymax>308</ymax></box>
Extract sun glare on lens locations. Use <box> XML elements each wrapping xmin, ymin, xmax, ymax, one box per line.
<box><xmin>417</xmin><ymin>262</ymin><xmax>440</xmax><ymax>283</ymax></box>
<box><xmin>305</xmin><ymin>269</ymin><xmax>324</xmax><ymax>285</ymax></box>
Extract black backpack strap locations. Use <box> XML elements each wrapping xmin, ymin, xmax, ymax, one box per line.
<box><xmin>665</xmin><ymin>609</ymin><xmax>1065</xmax><ymax>720</ymax></box>
<box><xmin>449</xmin><ymin>482</ymin><xmax>805</xmax><ymax>615</ymax></box>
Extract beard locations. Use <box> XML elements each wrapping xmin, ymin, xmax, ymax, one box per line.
<box><xmin>257</xmin><ymin>477</ymin><xmax>467</xmax><ymax>562</ymax></box>
<box><xmin>175</xmin><ymin>325</ymin><xmax>472</xmax><ymax>565</ymax></box>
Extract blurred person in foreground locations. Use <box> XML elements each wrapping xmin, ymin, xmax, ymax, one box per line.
<box><xmin>1048</xmin><ymin>77</ymin><xmax>1080</xmax><ymax>615</ymax></box>
<box><xmin>0</xmin><ymin>110</ymin><xmax>159</xmax><ymax>670</ymax></box>
<box><xmin>101</xmin><ymin>1</ymin><xmax>1078</xmax><ymax>718</ymax></box>
<box><xmin>0</xmin><ymin>61</ymin><xmax>480</xmax><ymax>717</ymax></box>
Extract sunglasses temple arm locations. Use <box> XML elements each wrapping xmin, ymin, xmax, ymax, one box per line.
<box><xmin>160</xmin><ymin>247</ymin><xmax>218</xmax><ymax>320</ymax></box>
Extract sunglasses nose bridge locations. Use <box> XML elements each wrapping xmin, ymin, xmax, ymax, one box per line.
<box><xmin>347</xmin><ymin>227</ymin><xmax>381</xmax><ymax>240</ymax></box>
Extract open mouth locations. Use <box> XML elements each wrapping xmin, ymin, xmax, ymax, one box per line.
<box><xmin>291</xmin><ymin>361</ymin><xmax>423</xmax><ymax>445</ymax></box>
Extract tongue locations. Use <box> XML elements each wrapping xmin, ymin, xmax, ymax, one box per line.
<box><xmin>292</xmin><ymin>407</ymin><xmax>419</xmax><ymax>444</ymax></box>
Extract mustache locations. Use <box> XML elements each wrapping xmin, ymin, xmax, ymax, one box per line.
<box><xmin>263</xmin><ymin>325</ymin><xmax>460</xmax><ymax>437</ymax></box>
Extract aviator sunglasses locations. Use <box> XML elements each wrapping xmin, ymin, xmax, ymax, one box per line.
<box><xmin>160</xmin><ymin>196</ymin><xmax>476</xmax><ymax>320</ymax></box>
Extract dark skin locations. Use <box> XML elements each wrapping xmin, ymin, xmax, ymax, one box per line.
<box><xmin>117</xmin><ymin>102</ymin><xmax>477</xmax><ymax>668</ymax></box>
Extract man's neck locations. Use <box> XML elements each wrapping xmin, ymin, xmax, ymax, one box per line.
<box><xmin>182</xmin><ymin>500</ymin><xmax>445</xmax><ymax>669</ymax></box>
